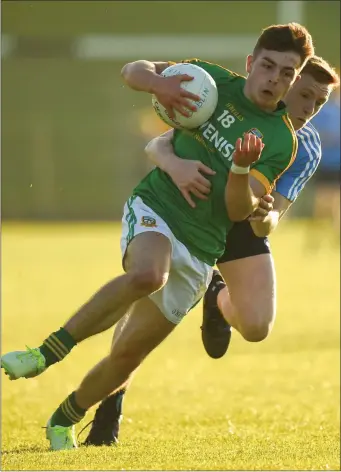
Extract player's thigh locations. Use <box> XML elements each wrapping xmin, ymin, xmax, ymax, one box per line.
<box><xmin>121</xmin><ymin>196</ymin><xmax>173</xmax><ymax>287</ymax></box>
<box><xmin>149</xmin><ymin>235</ymin><xmax>212</xmax><ymax>324</ymax></box>
<box><xmin>218</xmin><ymin>254</ymin><xmax>276</xmax><ymax>326</ymax></box>
<box><xmin>109</xmin><ymin>297</ymin><xmax>176</xmax><ymax>366</ymax></box>
<box><xmin>217</xmin><ymin>221</ymin><xmax>276</xmax><ymax>326</ymax></box>
<box><xmin>125</xmin><ymin>232</ymin><xmax>171</xmax><ymax>277</ymax></box>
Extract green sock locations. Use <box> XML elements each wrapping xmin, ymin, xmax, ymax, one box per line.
<box><xmin>50</xmin><ymin>391</ymin><xmax>86</xmax><ymax>427</ymax></box>
<box><xmin>39</xmin><ymin>327</ymin><xmax>77</xmax><ymax>367</ymax></box>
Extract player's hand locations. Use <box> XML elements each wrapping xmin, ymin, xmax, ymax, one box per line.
<box><xmin>167</xmin><ymin>158</ymin><xmax>216</xmax><ymax>208</ymax></box>
<box><xmin>233</xmin><ymin>133</ymin><xmax>265</xmax><ymax>168</ymax></box>
<box><xmin>248</xmin><ymin>194</ymin><xmax>274</xmax><ymax>221</ymax></box>
<box><xmin>152</xmin><ymin>75</ymin><xmax>201</xmax><ymax>119</ymax></box>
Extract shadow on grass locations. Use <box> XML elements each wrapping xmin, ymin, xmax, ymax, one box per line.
<box><xmin>1</xmin><ymin>443</ymin><xmax>92</xmax><ymax>455</ymax></box>
<box><xmin>1</xmin><ymin>446</ymin><xmax>48</xmax><ymax>454</ymax></box>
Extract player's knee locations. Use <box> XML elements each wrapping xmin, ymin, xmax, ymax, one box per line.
<box><xmin>238</xmin><ymin>313</ymin><xmax>274</xmax><ymax>342</ymax></box>
<box><xmin>128</xmin><ymin>268</ymin><xmax>168</xmax><ymax>295</ymax></box>
<box><xmin>240</xmin><ymin>323</ymin><xmax>270</xmax><ymax>342</ymax></box>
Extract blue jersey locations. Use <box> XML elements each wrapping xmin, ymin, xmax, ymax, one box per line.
<box><xmin>275</xmin><ymin>122</ymin><xmax>321</xmax><ymax>201</ymax></box>
<box><xmin>311</xmin><ymin>100</ymin><xmax>340</xmax><ymax>171</ymax></box>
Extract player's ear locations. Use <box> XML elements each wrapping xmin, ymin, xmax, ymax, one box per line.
<box><xmin>246</xmin><ymin>55</ymin><xmax>253</xmax><ymax>74</ymax></box>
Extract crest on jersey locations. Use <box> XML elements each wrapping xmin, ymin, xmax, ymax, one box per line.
<box><xmin>141</xmin><ymin>216</ymin><xmax>157</xmax><ymax>228</ymax></box>
<box><xmin>247</xmin><ymin>128</ymin><xmax>263</xmax><ymax>139</ymax></box>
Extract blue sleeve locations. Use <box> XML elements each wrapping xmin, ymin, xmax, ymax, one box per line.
<box><xmin>275</xmin><ymin>126</ymin><xmax>321</xmax><ymax>201</ymax></box>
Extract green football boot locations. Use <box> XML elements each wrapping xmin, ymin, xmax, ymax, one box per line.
<box><xmin>46</xmin><ymin>418</ymin><xmax>78</xmax><ymax>451</ymax></box>
<box><xmin>1</xmin><ymin>347</ymin><xmax>46</xmax><ymax>380</ymax></box>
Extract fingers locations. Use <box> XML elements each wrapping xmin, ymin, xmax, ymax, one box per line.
<box><xmin>196</xmin><ymin>174</ymin><xmax>212</xmax><ymax>190</ymax></box>
<box><xmin>239</xmin><ymin>133</ymin><xmax>264</xmax><ymax>153</ymax></box>
<box><xmin>190</xmin><ymin>188</ymin><xmax>209</xmax><ymax>201</ymax></box>
<box><xmin>235</xmin><ymin>137</ymin><xmax>242</xmax><ymax>154</ymax></box>
<box><xmin>165</xmin><ymin>105</ymin><xmax>175</xmax><ymax>119</ymax></box>
<box><xmin>173</xmin><ymin>104</ymin><xmax>192</xmax><ymax>117</ymax></box>
<box><xmin>181</xmin><ymin>186</ymin><xmax>208</xmax><ymax>207</ymax></box>
<box><xmin>192</xmin><ymin>181</ymin><xmax>210</xmax><ymax>195</ymax></box>
<box><xmin>253</xmin><ymin>207</ymin><xmax>269</xmax><ymax>217</ymax></box>
<box><xmin>262</xmin><ymin>194</ymin><xmax>274</xmax><ymax>203</ymax></box>
<box><xmin>254</xmin><ymin>136</ymin><xmax>263</xmax><ymax>155</ymax></box>
<box><xmin>259</xmin><ymin>202</ymin><xmax>273</xmax><ymax>212</ymax></box>
<box><xmin>178</xmin><ymin>97</ymin><xmax>197</xmax><ymax>112</ymax></box>
<box><xmin>182</xmin><ymin>190</ymin><xmax>196</xmax><ymax>208</ymax></box>
<box><xmin>180</xmin><ymin>89</ymin><xmax>201</xmax><ymax>102</ymax></box>
<box><xmin>233</xmin><ymin>133</ymin><xmax>264</xmax><ymax>166</ymax></box>
<box><xmin>159</xmin><ymin>74</ymin><xmax>200</xmax><ymax>116</ymax></box>
<box><xmin>172</xmin><ymin>98</ymin><xmax>197</xmax><ymax>117</ymax></box>
<box><xmin>177</xmin><ymin>74</ymin><xmax>201</xmax><ymax>102</ymax></box>
<box><xmin>197</xmin><ymin>162</ymin><xmax>216</xmax><ymax>176</ymax></box>
<box><xmin>178</xmin><ymin>74</ymin><xmax>195</xmax><ymax>82</ymax></box>
<box><xmin>248</xmin><ymin>215</ymin><xmax>265</xmax><ymax>222</ymax></box>
<box><xmin>259</xmin><ymin>199</ymin><xmax>273</xmax><ymax>212</ymax></box>
<box><xmin>247</xmin><ymin>133</ymin><xmax>263</xmax><ymax>154</ymax></box>
<box><xmin>242</xmin><ymin>132</ymin><xmax>250</xmax><ymax>154</ymax></box>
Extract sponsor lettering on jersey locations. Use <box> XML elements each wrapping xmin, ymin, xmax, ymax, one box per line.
<box><xmin>198</xmin><ymin>108</ymin><xmax>237</xmax><ymax>160</ymax></box>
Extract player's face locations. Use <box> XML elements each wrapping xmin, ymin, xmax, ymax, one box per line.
<box><xmin>284</xmin><ymin>73</ymin><xmax>332</xmax><ymax>130</ymax></box>
<box><xmin>245</xmin><ymin>50</ymin><xmax>301</xmax><ymax>112</ymax></box>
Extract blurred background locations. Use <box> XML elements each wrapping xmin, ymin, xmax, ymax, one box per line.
<box><xmin>1</xmin><ymin>4</ymin><xmax>340</xmax><ymax>468</ymax></box>
<box><xmin>1</xmin><ymin>0</ymin><xmax>340</xmax><ymax>229</ymax></box>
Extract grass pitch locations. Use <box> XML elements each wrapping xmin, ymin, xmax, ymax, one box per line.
<box><xmin>1</xmin><ymin>221</ymin><xmax>340</xmax><ymax>470</ymax></box>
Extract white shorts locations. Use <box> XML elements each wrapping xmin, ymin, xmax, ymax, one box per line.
<box><xmin>120</xmin><ymin>196</ymin><xmax>213</xmax><ymax>324</ymax></box>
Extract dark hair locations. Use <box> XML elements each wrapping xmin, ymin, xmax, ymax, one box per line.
<box><xmin>302</xmin><ymin>56</ymin><xmax>340</xmax><ymax>90</ymax></box>
<box><xmin>253</xmin><ymin>23</ymin><xmax>314</xmax><ymax>67</ymax></box>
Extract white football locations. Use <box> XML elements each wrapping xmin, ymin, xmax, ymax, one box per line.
<box><xmin>152</xmin><ymin>63</ymin><xmax>218</xmax><ymax>130</ymax></box>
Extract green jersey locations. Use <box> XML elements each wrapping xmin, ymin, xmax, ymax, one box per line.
<box><xmin>133</xmin><ymin>58</ymin><xmax>297</xmax><ymax>266</ymax></box>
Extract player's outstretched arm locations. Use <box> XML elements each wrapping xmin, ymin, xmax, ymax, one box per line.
<box><xmin>225</xmin><ymin>133</ymin><xmax>265</xmax><ymax>221</ymax></box>
<box><xmin>145</xmin><ymin>130</ymin><xmax>215</xmax><ymax>208</ymax></box>
<box><xmin>121</xmin><ymin>60</ymin><xmax>200</xmax><ymax>118</ymax></box>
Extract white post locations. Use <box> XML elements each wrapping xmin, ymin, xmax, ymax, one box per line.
<box><xmin>277</xmin><ymin>1</ymin><xmax>304</xmax><ymax>24</ymax></box>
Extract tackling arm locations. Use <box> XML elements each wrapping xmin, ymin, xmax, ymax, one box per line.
<box><xmin>249</xmin><ymin>191</ymin><xmax>292</xmax><ymax>237</ymax></box>
<box><xmin>145</xmin><ymin>130</ymin><xmax>216</xmax><ymax>208</ymax></box>
<box><xmin>250</xmin><ymin>125</ymin><xmax>322</xmax><ymax>237</ymax></box>
<box><xmin>144</xmin><ymin>129</ymin><xmax>176</xmax><ymax>171</ymax></box>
